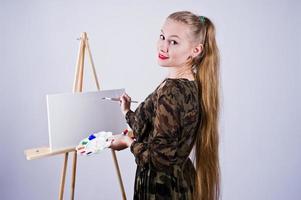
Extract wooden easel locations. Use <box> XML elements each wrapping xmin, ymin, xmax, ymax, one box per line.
<box><xmin>24</xmin><ymin>32</ymin><xmax>127</xmax><ymax>200</ymax></box>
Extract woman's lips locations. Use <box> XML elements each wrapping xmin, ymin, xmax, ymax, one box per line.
<box><xmin>158</xmin><ymin>53</ymin><xmax>169</xmax><ymax>60</ymax></box>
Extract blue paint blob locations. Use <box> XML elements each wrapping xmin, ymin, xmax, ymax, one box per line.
<box><xmin>88</xmin><ymin>134</ymin><xmax>96</xmax><ymax>140</ymax></box>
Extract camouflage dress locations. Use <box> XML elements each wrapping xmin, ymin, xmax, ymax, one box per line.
<box><xmin>126</xmin><ymin>78</ymin><xmax>201</xmax><ymax>200</ymax></box>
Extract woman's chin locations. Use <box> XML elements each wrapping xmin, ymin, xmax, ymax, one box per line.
<box><xmin>157</xmin><ymin>61</ymin><xmax>170</xmax><ymax>67</ymax></box>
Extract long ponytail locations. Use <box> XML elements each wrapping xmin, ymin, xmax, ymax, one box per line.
<box><xmin>168</xmin><ymin>12</ymin><xmax>220</xmax><ymax>200</ymax></box>
<box><xmin>194</xmin><ymin>17</ymin><xmax>220</xmax><ymax>200</ymax></box>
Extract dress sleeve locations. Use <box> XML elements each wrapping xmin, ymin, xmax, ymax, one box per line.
<box><xmin>125</xmin><ymin>95</ymin><xmax>153</xmax><ymax>139</ymax></box>
<box><xmin>130</xmin><ymin>81</ymin><xmax>182</xmax><ymax>170</ymax></box>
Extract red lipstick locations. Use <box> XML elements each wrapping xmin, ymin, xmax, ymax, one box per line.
<box><xmin>158</xmin><ymin>53</ymin><xmax>169</xmax><ymax>60</ymax></box>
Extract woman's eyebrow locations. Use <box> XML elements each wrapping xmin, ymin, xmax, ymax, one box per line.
<box><xmin>160</xmin><ymin>30</ymin><xmax>180</xmax><ymax>39</ymax></box>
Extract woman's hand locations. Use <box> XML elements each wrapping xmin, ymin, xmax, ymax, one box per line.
<box><xmin>108</xmin><ymin>134</ymin><xmax>134</xmax><ymax>151</ymax></box>
<box><xmin>120</xmin><ymin>93</ymin><xmax>131</xmax><ymax>116</ymax></box>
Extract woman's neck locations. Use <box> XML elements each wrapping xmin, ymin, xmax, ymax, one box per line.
<box><xmin>167</xmin><ymin>66</ymin><xmax>195</xmax><ymax>80</ymax></box>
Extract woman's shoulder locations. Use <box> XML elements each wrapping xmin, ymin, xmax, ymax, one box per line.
<box><xmin>158</xmin><ymin>78</ymin><xmax>195</xmax><ymax>90</ymax></box>
<box><xmin>156</xmin><ymin>78</ymin><xmax>196</xmax><ymax>97</ymax></box>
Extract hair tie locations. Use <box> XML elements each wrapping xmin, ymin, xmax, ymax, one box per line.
<box><xmin>199</xmin><ymin>16</ymin><xmax>206</xmax><ymax>23</ymax></box>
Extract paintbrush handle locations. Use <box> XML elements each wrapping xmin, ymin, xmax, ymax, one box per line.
<box><xmin>102</xmin><ymin>97</ymin><xmax>138</xmax><ymax>103</ymax></box>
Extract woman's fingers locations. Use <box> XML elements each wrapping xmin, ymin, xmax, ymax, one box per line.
<box><xmin>120</xmin><ymin>93</ymin><xmax>131</xmax><ymax>102</ymax></box>
<box><xmin>107</xmin><ymin>134</ymin><xmax>130</xmax><ymax>151</ymax></box>
<box><xmin>106</xmin><ymin>135</ymin><xmax>117</xmax><ymax>142</ymax></box>
<box><xmin>124</xmin><ymin>93</ymin><xmax>131</xmax><ymax>101</ymax></box>
<box><xmin>119</xmin><ymin>93</ymin><xmax>131</xmax><ymax>115</ymax></box>
<box><xmin>120</xmin><ymin>95</ymin><xmax>127</xmax><ymax>103</ymax></box>
<box><xmin>106</xmin><ymin>136</ymin><xmax>117</xmax><ymax>148</ymax></box>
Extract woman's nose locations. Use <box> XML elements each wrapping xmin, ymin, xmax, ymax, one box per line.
<box><xmin>159</xmin><ymin>41</ymin><xmax>168</xmax><ymax>53</ymax></box>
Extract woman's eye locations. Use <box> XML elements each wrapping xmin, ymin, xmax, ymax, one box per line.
<box><xmin>160</xmin><ymin>34</ymin><xmax>165</xmax><ymax>40</ymax></box>
<box><xmin>170</xmin><ymin>40</ymin><xmax>178</xmax><ymax>45</ymax></box>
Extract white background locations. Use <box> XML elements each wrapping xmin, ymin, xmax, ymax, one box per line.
<box><xmin>1</xmin><ymin>0</ymin><xmax>300</xmax><ymax>199</ymax></box>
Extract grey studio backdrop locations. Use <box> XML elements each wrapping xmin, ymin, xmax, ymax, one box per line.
<box><xmin>1</xmin><ymin>0</ymin><xmax>300</xmax><ymax>200</ymax></box>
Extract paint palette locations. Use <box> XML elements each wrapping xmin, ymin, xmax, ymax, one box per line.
<box><xmin>76</xmin><ymin>131</ymin><xmax>112</xmax><ymax>156</ymax></box>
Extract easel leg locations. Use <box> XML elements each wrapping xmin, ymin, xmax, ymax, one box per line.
<box><xmin>70</xmin><ymin>151</ymin><xmax>77</xmax><ymax>200</ymax></box>
<box><xmin>111</xmin><ymin>150</ymin><xmax>127</xmax><ymax>200</ymax></box>
<box><xmin>59</xmin><ymin>152</ymin><xmax>69</xmax><ymax>200</ymax></box>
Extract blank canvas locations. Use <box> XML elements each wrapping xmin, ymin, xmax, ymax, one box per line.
<box><xmin>46</xmin><ymin>89</ymin><xmax>127</xmax><ymax>150</ymax></box>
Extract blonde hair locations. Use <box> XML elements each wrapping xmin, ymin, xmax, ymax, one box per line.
<box><xmin>168</xmin><ymin>11</ymin><xmax>220</xmax><ymax>200</ymax></box>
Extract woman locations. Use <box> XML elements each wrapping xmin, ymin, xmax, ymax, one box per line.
<box><xmin>109</xmin><ymin>11</ymin><xmax>220</xmax><ymax>200</ymax></box>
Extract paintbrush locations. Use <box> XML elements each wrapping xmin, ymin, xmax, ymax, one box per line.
<box><xmin>101</xmin><ymin>97</ymin><xmax>138</xmax><ymax>103</ymax></box>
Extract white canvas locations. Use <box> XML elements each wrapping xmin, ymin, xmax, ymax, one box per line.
<box><xmin>46</xmin><ymin>89</ymin><xmax>127</xmax><ymax>150</ymax></box>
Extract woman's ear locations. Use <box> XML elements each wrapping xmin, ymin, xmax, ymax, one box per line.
<box><xmin>191</xmin><ymin>44</ymin><xmax>203</xmax><ymax>58</ymax></box>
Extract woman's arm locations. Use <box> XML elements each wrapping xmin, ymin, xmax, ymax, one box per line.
<box><xmin>121</xmin><ymin>93</ymin><xmax>154</xmax><ymax>139</ymax></box>
<box><xmin>130</xmin><ymin>82</ymin><xmax>182</xmax><ymax>170</ymax></box>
